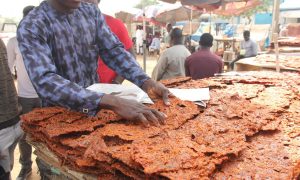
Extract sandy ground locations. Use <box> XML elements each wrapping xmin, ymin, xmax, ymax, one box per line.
<box><xmin>11</xmin><ymin>55</ymin><xmax>158</xmax><ymax>179</ymax></box>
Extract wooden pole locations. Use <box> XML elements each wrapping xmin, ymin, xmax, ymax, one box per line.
<box><xmin>189</xmin><ymin>8</ymin><xmax>193</xmax><ymax>35</ymax></box>
<box><xmin>270</xmin><ymin>0</ymin><xmax>280</xmax><ymax>73</ymax></box>
<box><xmin>143</xmin><ymin>14</ymin><xmax>147</xmax><ymax>72</ymax></box>
<box><xmin>274</xmin><ymin>33</ymin><xmax>280</xmax><ymax>72</ymax></box>
<box><xmin>271</xmin><ymin>0</ymin><xmax>280</xmax><ymax>41</ymax></box>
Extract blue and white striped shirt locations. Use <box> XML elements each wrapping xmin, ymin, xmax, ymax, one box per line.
<box><xmin>17</xmin><ymin>1</ymin><xmax>149</xmax><ymax>116</ymax></box>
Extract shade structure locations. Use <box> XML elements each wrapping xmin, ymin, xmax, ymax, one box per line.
<box><xmin>182</xmin><ymin>21</ymin><xmax>200</xmax><ymax>34</ymax></box>
<box><xmin>158</xmin><ymin>0</ymin><xmax>257</xmax><ymax>11</ymax></box>
<box><xmin>159</xmin><ymin>0</ymin><xmax>220</xmax><ymax>5</ymax></box>
<box><xmin>115</xmin><ymin>8</ymin><xmax>142</xmax><ymax>23</ymax></box>
<box><xmin>155</xmin><ymin>5</ymin><xmax>203</xmax><ymax>23</ymax></box>
<box><xmin>281</xmin><ymin>11</ymin><xmax>300</xmax><ymax>18</ymax></box>
<box><xmin>133</xmin><ymin>4</ymin><xmax>164</xmax><ymax>22</ymax></box>
<box><xmin>213</xmin><ymin>0</ymin><xmax>262</xmax><ymax>16</ymax></box>
<box><xmin>158</xmin><ymin>0</ymin><xmax>221</xmax><ymax>10</ymax></box>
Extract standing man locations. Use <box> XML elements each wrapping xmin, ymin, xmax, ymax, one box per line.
<box><xmin>7</xmin><ymin>6</ymin><xmax>40</xmax><ymax>180</ymax></box>
<box><xmin>17</xmin><ymin>0</ymin><xmax>170</xmax><ymax>127</ymax></box>
<box><xmin>185</xmin><ymin>33</ymin><xmax>223</xmax><ymax>79</ymax></box>
<box><xmin>164</xmin><ymin>23</ymin><xmax>173</xmax><ymax>48</ymax></box>
<box><xmin>135</xmin><ymin>25</ymin><xmax>145</xmax><ymax>55</ymax></box>
<box><xmin>84</xmin><ymin>0</ymin><xmax>135</xmax><ymax>84</ymax></box>
<box><xmin>0</xmin><ymin>38</ymin><xmax>23</xmax><ymax>180</ymax></box>
<box><xmin>230</xmin><ymin>30</ymin><xmax>258</xmax><ymax>69</ymax></box>
<box><xmin>152</xmin><ymin>28</ymin><xmax>191</xmax><ymax>81</ymax></box>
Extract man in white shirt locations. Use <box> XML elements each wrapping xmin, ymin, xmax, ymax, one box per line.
<box><xmin>230</xmin><ymin>30</ymin><xmax>258</xmax><ymax>69</ymax></box>
<box><xmin>7</xmin><ymin>6</ymin><xmax>41</xmax><ymax>180</ymax></box>
<box><xmin>135</xmin><ymin>25</ymin><xmax>145</xmax><ymax>55</ymax></box>
<box><xmin>149</xmin><ymin>32</ymin><xmax>161</xmax><ymax>55</ymax></box>
<box><xmin>163</xmin><ymin>23</ymin><xmax>173</xmax><ymax>48</ymax></box>
<box><xmin>152</xmin><ymin>28</ymin><xmax>191</xmax><ymax>81</ymax></box>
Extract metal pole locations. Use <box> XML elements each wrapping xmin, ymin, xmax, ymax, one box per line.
<box><xmin>143</xmin><ymin>43</ymin><xmax>147</xmax><ymax>72</ymax></box>
<box><xmin>143</xmin><ymin>15</ymin><xmax>147</xmax><ymax>72</ymax></box>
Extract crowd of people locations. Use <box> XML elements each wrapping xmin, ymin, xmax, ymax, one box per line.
<box><xmin>151</xmin><ymin>28</ymin><xmax>257</xmax><ymax>81</ymax></box>
<box><xmin>0</xmin><ymin>0</ymin><xmax>258</xmax><ymax>179</ymax></box>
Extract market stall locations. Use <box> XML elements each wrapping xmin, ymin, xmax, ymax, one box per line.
<box><xmin>235</xmin><ymin>54</ymin><xmax>300</xmax><ymax>72</ymax></box>
<box><xmin>21</xmin><ymin>71</ymin><xmax>300</xmax><ymax>179</ymax></box>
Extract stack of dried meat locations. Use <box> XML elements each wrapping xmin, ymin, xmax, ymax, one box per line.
<box><xmin>21</xmin><ymin>71</ymin><xmax>300</xmax><ymax>179</ymax></box>
<box><xmin>251</xmin><ymin>54</ymin><xmax>300</xmax><ymax>70</ymax></box>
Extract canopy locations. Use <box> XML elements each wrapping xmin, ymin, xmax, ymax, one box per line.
<box><xmin>280</xmin><ymin>0</ymin><xmax>300</xmax><ymax>11</ymax></box>
<box><xmin>158</xmin><ymin>0</ymin><xmax>258</xmax><ymax>11</ymax></box>
<box><xmin>115</xmin><ymin>8</ymin><xmax>141</xmax><ymax>23</ymax></box>
<box><xmin>155</xmin><ymin>5</ymin><xmax>202</xmax><ymax>23</ymax></box>
<box><xmin>213</xmin><ymin>0</ymin><xmax>261</xmax><ymax>16</ymax></box>
<box><xmin>281</xmin><ymin>10</ymin><xmax>300</xmax><ymax>18</ymax></box>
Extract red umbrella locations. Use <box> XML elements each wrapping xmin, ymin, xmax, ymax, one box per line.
<box><xmin>158</xmin><ymin>0</ymin><xmax>221</xmax><ymax>10</ymax></box>
<box><xmin>213</xmin><ymin>0</ymin><xmax>262</xmax><ymax>16</ymax></box>
<box><xmin>158</xmin><ymin>0</ymin><xmax>259</xmax><ymax>12</ymax></box>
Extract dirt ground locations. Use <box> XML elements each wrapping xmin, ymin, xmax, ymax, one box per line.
<box><xmin>11</xmin><ymin>55</ymin><xmax>159</xmax><ymax>179</ymax></box>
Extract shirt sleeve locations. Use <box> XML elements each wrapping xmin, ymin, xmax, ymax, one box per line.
<box><xmin>95</xmin><ymin>8</ymin><xmax>149</xmax><ymax>87</ymax></box>
<box><xmin>219</xmin><ymin>59</ymin><xmax>224</xmax><ymax>73</ymax></box>
<box><xmin>7</xmin><ymin>38</ymin><xmax>16</xmax><ymax>74</ymax></box>
<box><xmin>17</xmin><ymin>21</ymin><xmax>102</xmax><ymax>116</ymax></box>
<box><xmin>185</xmin><ymin>58</ymin><xmax>190</xmax><ymax>76</ymax></box>
<box><xmin>152</xmin><ymin>52</ymin><xmax>168</xmax><ymax>81</ymax></box>
<box><xmin>252</xmin><ymin>41</ymin><xmax>258</xmax><ymax>56</ymax></box>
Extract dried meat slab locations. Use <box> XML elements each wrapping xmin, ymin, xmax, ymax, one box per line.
<box><xmin>44</xmin><ymin>117</ymin><xmax>98</xmax><ymax>138</ymax></box>
<box><xmin>95</xmin><ymin>109</ymin><xmax>123</xmax><ymax>124</ymax></box>
<box><xmin>131</xmin><ymin>131</ymin><xmax>213</xmax><ymax>174</ymax></box>
<box><xmin>226</xmin><ymin>83</ymin><xmax>265</xmax><ymax>99</ymax></box>
<box><xmin>160</xmin><ymin>162</ymin><xmax>222</xmax><ymax>180</ymax></box>
<box><xmin>21</xmin><ymin>106</ymin><xmax>66</xmax><ymax>123</ymax></box>
<box><xmin>84</xmin><ymin>135</ymin><xmax>114</xmax><ymax>164</ymax></box>
<box><xmin>111</xmin><ymin>162</ymin><xmax>150</xmax><ymax>180</ymax></box>
<box><xmin>160</xmin><ymin>76</ymin><xmax>191</xmax><ymax>87</ymax></box>
<box><xmin>97</xmin><ymin>98</ymin><xmax>199</xmax><ymax>143</ymax></box>
<box><xmin>175</xmin><ymin>79</ymin><xmax>226</xmax><ymax>89</ymax></box>
<box><xmin>204</xmin><ymin>91</ymin><xmax>277</xmax><ymax>136</ymax></box>
<box><xmin>179</xmin><ymin>120</ymin><xmax>247</xmax><ymax>157</ymax></box>
<box><xmin>44</xmin><ymin>110</ymin><xmax>122</xmax><ymax>138</ymax></box>
<box><xmin>213</xmin><ymin>132</ymin><xmax>300</xmax><ymax>179</ymax></box>
<box><xmin>251</xmin><ymin>86</ymin><xmax>295</xmax><ymax>113</ymax></box>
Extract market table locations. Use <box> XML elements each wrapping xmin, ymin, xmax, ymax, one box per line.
<box><xmin>235</xmin><ymin>55</ymin><xmax>300</xmax><ymax>72</ymax></box>
<box><xmin>214</xmin><ymin>37</ymin><xmax>242</xmax><ymax>54</ymax></box>
<box><xmin>22</xmin><ymin>73</ymin><xmax>300</xmax><ymax>179</ymax></box>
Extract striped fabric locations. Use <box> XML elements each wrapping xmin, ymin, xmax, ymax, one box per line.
<box><xmin>0</xmin><ymin>39</ymin><xmax>20</xmax><ymax>124</ymax></box>
<box><xmin>17</xmin><ymin>2</ymin><xmax>149</xmax><ymax>116</ymax></box>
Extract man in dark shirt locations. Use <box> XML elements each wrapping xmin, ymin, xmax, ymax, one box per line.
<box><xmin>17</xmin><ymin>0</ymin><xmax>170</xmax><ymax>127</ymax></box>
<box><xmin>185</xmin><ymin>33</ymin><xmax>223</xmax><ymax>79</ymax></box>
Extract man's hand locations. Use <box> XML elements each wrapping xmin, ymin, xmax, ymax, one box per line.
<box><xmin>100</xmin><ymin>94</ymin><xmax>166</xmax><ymax>127</ymax></box>
<box><xmin>142</xmin><ymin>79</ymin><xmax>171</xmax><ymax>106</ymax></box>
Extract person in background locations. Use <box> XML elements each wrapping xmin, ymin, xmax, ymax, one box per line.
<box><xmin>7</xmin><ymin>6</ymin><xmax>40</xmax><ymax>180</ymax></box>
<box><xmin>279</xmin><ymin>25</ymin><xmax>288</xmax><ymax>37</ymax></box>
<box><xmin>230</xmin><ymin>30</ymin><xmax>258</xmax><ymax>69</ymax></box>
<box><xmin>164</xmin><ymin>23</ymin><xmax>173</xmax><ymax>48</ymax></box>
<box><xmin>185</xmin><ymin>33</ymin><xmax>223</xmax><ymax>79</ymax></box>
<box><xmin>0</xmin><ymin>38</ymin><xmax>23</xmax><ymax>180</ymax></box>
<box><xmin>152</xmin><ymin>28</ymin><xmax>191</xmax><ymax>81</ymax></box>
<box><xmin>84</xmin><ymin>0</ymin><xmax>135</xmax><ymax>84</ymax></box>
<box><xmin>149</xmin><ymin>32</ymin><xmax>161</xmax><ymax>55</ymax></box>
<box><xmin>135</xmin><ymin>25</ymin><xmax>145</xmax><ymax>55</ymax></box>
